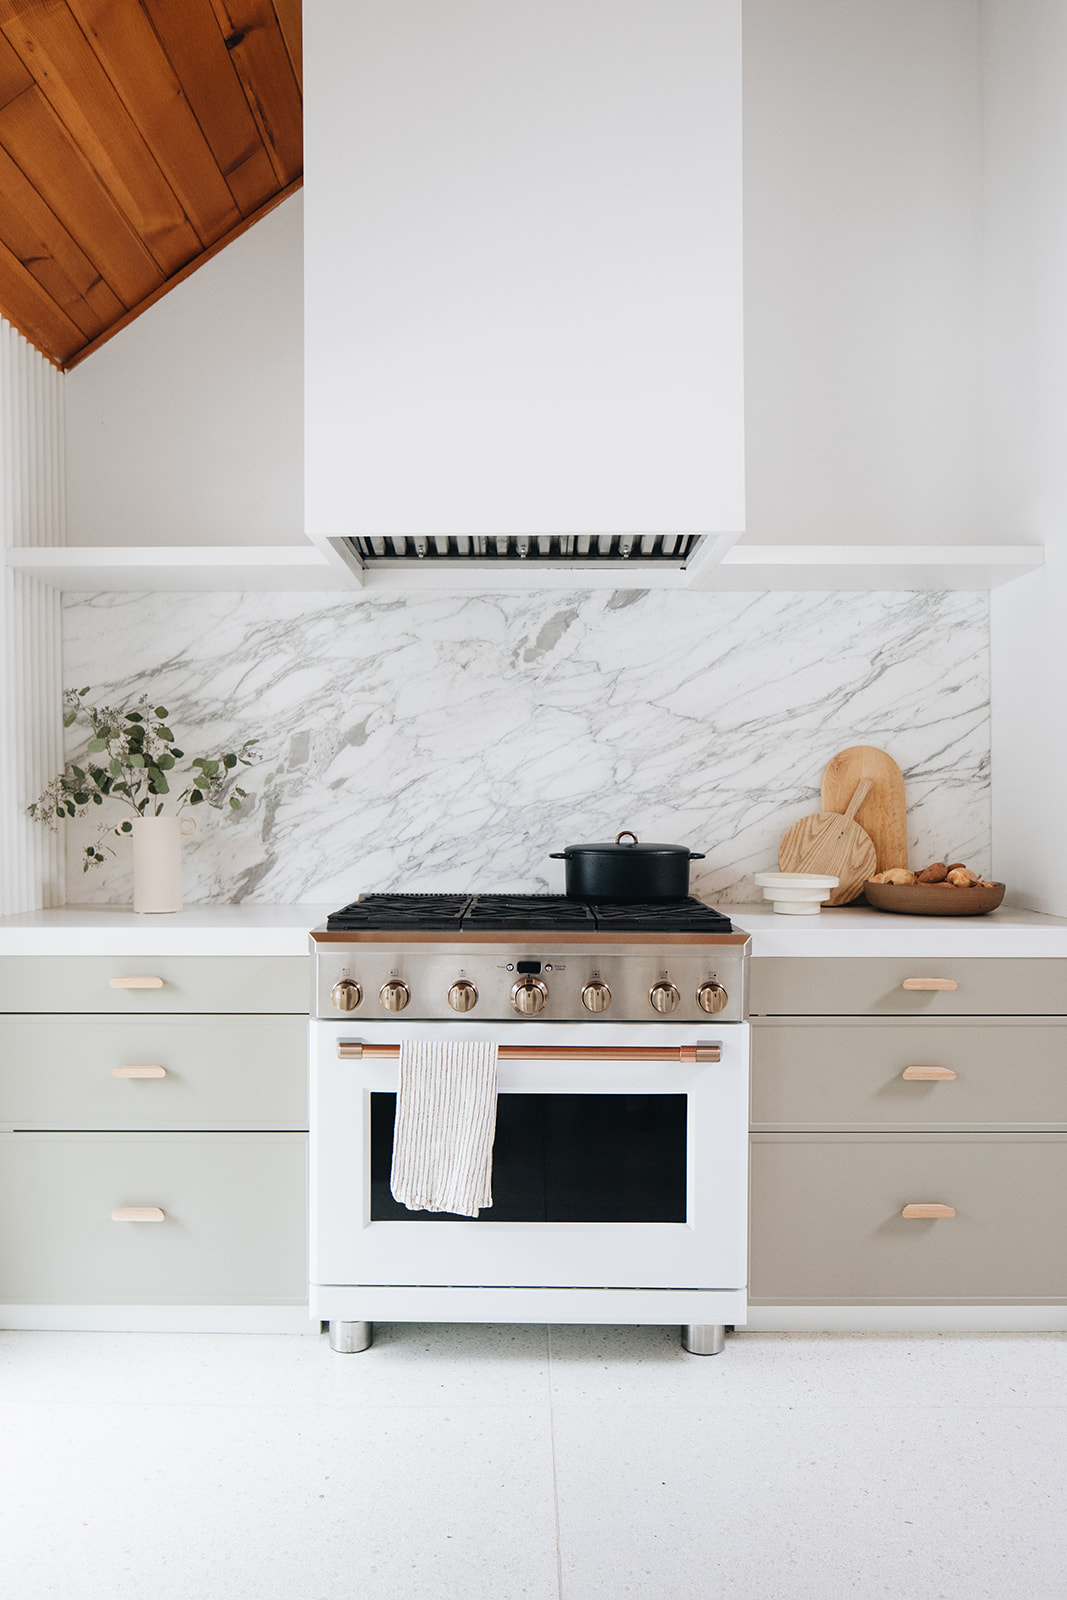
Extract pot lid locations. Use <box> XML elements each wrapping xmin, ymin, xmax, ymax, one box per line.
<box><xmin>557</xmin><ymin>831</ymin><xmax>696</xmax><ymax>857</ymax></box>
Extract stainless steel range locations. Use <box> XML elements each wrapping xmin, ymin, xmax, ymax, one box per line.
<box><xmin>309</xmin><ymin>894</ymin><xmax>750</xmax><ymax>1355</ymax></box>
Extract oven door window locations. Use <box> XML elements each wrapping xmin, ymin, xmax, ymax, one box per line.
<box><xmin>370</xmin><ymin>1092</ymin><xmax>687</xmax><ymax>1222</ymax></box>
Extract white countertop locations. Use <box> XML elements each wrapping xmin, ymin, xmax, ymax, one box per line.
<box><xmin>0</xmin><ymin>905</ymin><xmax>332</xmax><ymax>957</ymax></box>
<box><xmin>1</xmin><ymin>902</ymin><xmax>1066</xmax><ymax>959</ymax></box>
<box><xmin>731</xmin><ymin>903</ymin><xmax>1067</xmax><ymax>958</ymax></box>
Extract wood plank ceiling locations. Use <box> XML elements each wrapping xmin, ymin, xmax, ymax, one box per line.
<box><xmin>0</xmin><ymin>0</ymin><xmax>302</xmax><ymax>369</ymax></box>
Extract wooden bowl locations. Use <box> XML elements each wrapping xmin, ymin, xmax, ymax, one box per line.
<box><xmin>863</xmin><ymin>880</ymin><xmax>1006</xmax><ymax>917</ymax></box>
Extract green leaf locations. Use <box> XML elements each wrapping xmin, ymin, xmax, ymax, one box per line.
<box><xmin>223</xmin><ymin>753</ymin><xmax>237</xmax><ymax>769</ymax></box>
<box><xmin>55</xmin><ymin>806</ymin><xmax>65</xmax><ymax>820</ymax></box>
<box><xmin>125</xmin><ymin>711</ymin><xmax>143</xmax><ymax>722</ymax></box>
<box><xmin>63</xmin><ymin>712</ymin><xmax>77</xmax><ymax>728</ymax></box>
<box><xmin>79</xmin><ymin>687</ymin><xmax>91</xmax><ymax>697</ymax></box>
<box><xmin>120</xmin><ymin>820</ymin><xmax>132</xmax><ymax>833</ymax></box>
<box><xmin>229</xmin><ymin>796</ymin><xmax>241</xmax><ymax>810</ymax></box>
<box><xmin>65</xmin><ymin>802</ymin><xmax>76</xmax><ymax>817</ymax></box>
<box><xmin>148</xmin><ymin>769</ymin><xmax>170</xmax><ymax>794</ymax></box>
<box><xmin>157</xmin><ymin>753</ymin><xmax>175</xmax><ymax>770</ymax></box>
<box><xmin>71</xmin><ymin>765</ymin><xmax>85</xmax><ymax>781</ymax></box>
<box><xmin>92</xmin><ymin>793</ymin><xmax>103</xmax><ymax>806</ymax></box>
<box><xmin>170</xmin><ymin>747</ymin><xmax>184</xmax><ymax>759</ymax></box>
<box><xmin>154</xmin><ymin>706</ymin><xmax>168</xmax><ymax>718</ymax></box>
<box><xmin>189</xmin><ymin>789</ymin><xmax>204</xmax><ymax>805</ymax></box>
<box><xmin>109</xmin><ymin>758</ymin><xmax>121</xmax><ymax>776</ymax></box>
<box><xmin>72</xmin><ymin>792</ymin><xmax>88</xmax><ymax>806</ymax></box>
<box><xmin>128</xmin><ymin>753</ymin><xmax>145</xmax><ymax>767</ymax></box>
<box><xmin>156</xmin><ymin>727</ymin><xmax>174</xmax><ymax>742</ymax></box>
<box><xmin>87</xmin><ymin>738</ymin><xmax>107</xmax><ymax>753</ymax></box>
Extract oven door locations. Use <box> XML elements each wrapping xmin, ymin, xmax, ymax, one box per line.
<box><xmin>311</xmin><ymin>1020</ymin><xmax>748</xmax><ymax>1291</ymax></box>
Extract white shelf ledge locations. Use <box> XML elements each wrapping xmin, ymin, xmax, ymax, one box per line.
<box><xmin>5</xmin><ymin>545</ymin><xmax>335</xmax><ymax>591</ymax></box>
<box><xmin>4</xmin><ymin>542</ymin><xmax>1044</xmax><ymax>593</ymax></box>
<box><xmin>716</xmin><ymin>544</ymin><xmax>1044</xmax><ymax>591</ymax></box>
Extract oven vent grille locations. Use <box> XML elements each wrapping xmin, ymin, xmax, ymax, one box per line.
<box><xmin>344</xmin><ymin>533</ymin><xmax>704</xmax><ymax>567</ymax></box>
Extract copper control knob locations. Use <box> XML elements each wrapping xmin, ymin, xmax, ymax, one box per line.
<box><xmin>331</xmin><ymin>979</ymin><xmax>362</xmax><ymax>1012</ymax></box>
<box><xmin>448</xmin><ymin>980</ymin><xmax>478</xmax><ymax>1013</ymax></box>
<box><xmin>581</xmin><ymin>981</ymin><xmax>611</xmax><ymax>1014</ymax></box>
<box><xmin>649</xmin><ymin>981</ymin><xmax>680</xmax><ymax>1015</ymax></box>
<box><xmin>511</xmin><ymin>977</ymin><xmax>548</xmax><ymax>1016</ymax></box>
<box><xmin>379</xmin><ymin>979</ymin><xmax>410</xmax><ymax>1012</ymax></box>
<box><xmin>697</xmin><ymin>982</ymin><xmax>728</xmax><ymax>1015</ymax></box>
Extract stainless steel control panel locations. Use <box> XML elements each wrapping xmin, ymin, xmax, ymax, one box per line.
<box><xmin>312</xmin><ymin>937</ymin><xmax>749</xmax><ymax>1023</ymax></box>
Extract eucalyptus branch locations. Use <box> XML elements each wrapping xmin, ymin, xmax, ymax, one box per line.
<box><xmin>28</xmin><ymin>688</ymin><xmax>260</xmax><ymax>872</ymax></box>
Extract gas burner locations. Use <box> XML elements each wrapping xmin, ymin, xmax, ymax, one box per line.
<box><xmin>462</xmin><ymin>894</ymin><xmax>595</xmax><ymax>929</ymax></box>
<box><xmin>326</xmin><ymin>893</ymin><xmax>470</xmax><ymax>931</ymax></box>
<box><xmin>589</xmin><ymin>899</ymin><xmax>733</xmax><ymax>933</ymax></box>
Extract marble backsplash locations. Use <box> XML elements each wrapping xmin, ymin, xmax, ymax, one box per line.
<box><xmin>57</xmin><ymin>588</ymin><xmax>990</xmax><ymax>906</ymax></box>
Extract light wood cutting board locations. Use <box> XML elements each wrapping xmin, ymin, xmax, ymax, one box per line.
<box><xmin>778</xmin><ymin>779</ymin><xmax>878</xmax><ymax>906</ymax></box>
<box><xmin>821</xmin><ymin>746</ymin><xmax>908</xmax><ymax>873</ymax></box>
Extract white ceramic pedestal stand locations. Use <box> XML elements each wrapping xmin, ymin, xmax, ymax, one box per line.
<box><xmin>754</xmin><ymin>872</ymin><xmax>839</xmax><ymax>915</ymax></box>
<box><xmin>131</xmin><ymin>816</ymin><xmax>196</xmax><ymax>913</ymax></box>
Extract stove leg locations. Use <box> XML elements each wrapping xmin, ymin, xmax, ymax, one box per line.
<box><xmin>329</xmin><ymin>1319</ymin><xmax>373</xmax><ymax>1353</ymax></box>
<box><xmin>681</xmin><ymin>1323</ymin><xmax>726</xmax><ymax>1356</ymax></box>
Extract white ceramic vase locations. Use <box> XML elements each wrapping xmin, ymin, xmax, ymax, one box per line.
<box><xmin>131</xmin><ymin>816</ymin><xmax>196</xmax><ymax>914</ymax></box>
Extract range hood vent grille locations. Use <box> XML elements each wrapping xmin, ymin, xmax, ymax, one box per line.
<box><xmin>345</xmin><ymin>533</ymin><xmax>704</xmax><ymax>567</ymax></box>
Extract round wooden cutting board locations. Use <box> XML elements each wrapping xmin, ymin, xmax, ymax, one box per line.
<box><xmin>778</xmin><ymin>779</ymin><xmax>877</xmax><ymax>906</ymax></box>
<box><xmin>821</xmin><ymin>746</ymin><xmax>908</xmax><ymax>873</ymax></box>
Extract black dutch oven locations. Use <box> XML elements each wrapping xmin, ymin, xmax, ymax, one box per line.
<box><xmin>550</xmin><ymin>830</ymin><xmax>706</xmax><ymax>903</ymax></box>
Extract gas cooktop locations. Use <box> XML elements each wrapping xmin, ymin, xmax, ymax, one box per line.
<box><xmin>325</xmin><ymin>892</ymin><xmax>733</xmax><ymax>935</ymax></box>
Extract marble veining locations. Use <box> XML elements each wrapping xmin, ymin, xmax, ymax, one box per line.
<box><xmin>58</xmin><ymin>589</ymin><xmax>990</xmax><ymax>905</ymax></box>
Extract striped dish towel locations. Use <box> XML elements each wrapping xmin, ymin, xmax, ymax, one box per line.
<box><xmin>389</xmin><ymin>1039</ymin><xmax>499</xmax><ymax>1217</ymax></box>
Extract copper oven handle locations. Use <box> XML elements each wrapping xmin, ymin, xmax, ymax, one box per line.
<box><xmin>338</xmin><ymin>1042</ymin><xmax>721</xmax><ymax>1063</ymax></box>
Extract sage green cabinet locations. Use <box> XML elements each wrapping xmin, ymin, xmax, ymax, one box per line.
<box><xmin>749</xmin><ymin>955</ymin><xmax>1067</xmax><ymax>1306</ymax></box>
<box><xmin>0</xmin><ymin>950</ymin><xmax>309</xmax><ymax>1313</ymax></box>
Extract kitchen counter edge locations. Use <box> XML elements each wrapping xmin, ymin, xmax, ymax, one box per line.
<box><xmin>0</xmin><ymin>905</ymin><xmax>332</xmax><ymax>957</ymax></box>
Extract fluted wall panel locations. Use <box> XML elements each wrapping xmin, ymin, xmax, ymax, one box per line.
<box><xmin>0</xmin><ymin>317</ymin><xmax>65</xmax><ymax>913</ymax></box>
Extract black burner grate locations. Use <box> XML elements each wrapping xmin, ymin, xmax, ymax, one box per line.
<box><xmin>326</xmin><ymin>894</ymin><xmax>470</xmax><ymax>931</ymax></box>
<box><xmin>326</xmin><ymin>892</ymin><xmax>731</xmax><ymax>934</ymax></box>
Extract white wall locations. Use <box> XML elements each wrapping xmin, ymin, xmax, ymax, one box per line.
<box><xmin>743</xmin><ymin>0</ymin><xmax>985</xmax><ymax>545</ymax></box>
<box><xmin>986</xmin><ymin>0</ymin><xmax>1067</xmax><ymax>913</ymax></box>
<box><xmin>64</xmin><ymin>194</ymin><xmax>304</xmax><ymax>548</ymax></box>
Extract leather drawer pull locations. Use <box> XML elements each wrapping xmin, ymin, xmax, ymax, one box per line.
<box><xmin>901</xmin><ymin>1065</ymin><xmax>957</xmax><ymax>1081</ymax></box>
<box><xmin>109</xmin><ymin>976</ymin><xmax>164</xmax><ymax>990</ymax></box>
<box><xmin>111</xmin><ymin>1207</ymin><xmax>165</xmax><ymax>1223</ymax></box>
<box><xmin>901</xmin><ymin>978</ymin><xmax>958</xmax><ymax>992</ymax></box>
<box><xmin>901</xmin><ymin>1203</ymin><xmax>956</xmax><ymax>1219</ymax></box>
<box><xmin>112</xmin><ymin>1065</ymin><xmax>167</xmax><ymax>1079</ymax></box>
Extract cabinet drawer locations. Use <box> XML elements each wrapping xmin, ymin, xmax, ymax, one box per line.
<box><xmin>749</xmin><ymin>1133</ymin><xmax>1067</xmax><ymax>1303</ymax></box>
<box><xmin>0</xmin><ymin>1133</ymin><xmax>307</xmax><ymax>1304</ymax></box>
<box><xmin>0</xmin><ymin>1016</ymin><xmax>307</xmax><ymax>1131</ymax></box>
<box><xmin>750</xmin><ymin>958</ymin><xmax>1067</xmax><ymax>1017</ymax></box>
<box><xmin>751</xmin><ymin>1019</ymin><xmax>1067</xmax><ymax>1131</ymax></box>
<box><xmin>0</xmin><ymin>956</ymin><xmax>308</xmax><ymax>1015</ymax></box>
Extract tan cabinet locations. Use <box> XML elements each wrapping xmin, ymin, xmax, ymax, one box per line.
<box><xmin>750</xmin><ymin>957</ymin><xmax>1067</xmax><ymax>1017</ymax></box>
<box><xmin>749</xmin><ymin>955</ymin><xmax>1067</xmax><ymax>1305</ymax></box>
<box><xmin>751</xmin><ymin>1134</ymin><xmax>1067</xmax><ymax>1303</ymax></box>
<box><xmin>0</xmin><ymin>1015</ymin><xmax>307</xmax><ymax>1131</ymax></box>
<box><xmin>0</xmin><ymin>955</ymin><xmax>308</xmax><ymax>1014</ymax></box>
<box><xmin>0</xmin><ymin>1133</ymin><xmax>307</xmax><ymax>1304</ymax></box>
<box><xmin>752</xmin><ymin>1018</ymin><xmax>1067</xmax><ymax>1132</ymax></box>
<box><xmin>0</xmin><ymin>950</ymin><xmax>309</xmax><ymax>1314</ymax></box>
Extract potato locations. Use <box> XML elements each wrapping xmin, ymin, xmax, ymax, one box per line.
<box><xmin>883</xmin><ymin>868</ymin><xmax>917</xmax><ymax>886</ymax></box>
<box><xmin>916</xmin><ymin>862</ymin><xmax>948</xmax><ymax>884</ymax></box>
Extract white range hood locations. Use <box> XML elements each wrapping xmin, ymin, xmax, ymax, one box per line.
<box><xmin>303</xmin><ymin>0</ymin><xmax>744</xmax><ymax>590</ymax></box>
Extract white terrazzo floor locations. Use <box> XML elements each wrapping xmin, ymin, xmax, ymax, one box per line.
<box><xmin>1</xmin><ymin>1324</ymin><xmax>1065</xmax><ymax>1599</ymax></box>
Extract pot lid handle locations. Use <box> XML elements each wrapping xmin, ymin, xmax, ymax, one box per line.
<box><xmin>614</xmin><ymin>830</ymin><xmax>639</xmax><ymax>846</ymax></box>
<box><xmin>689</xmin><ymin>852</ymin><xmax>706</xmax><ymax>860</ymax></box>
